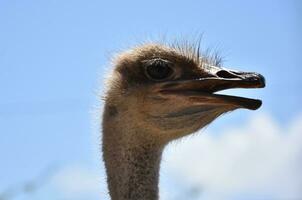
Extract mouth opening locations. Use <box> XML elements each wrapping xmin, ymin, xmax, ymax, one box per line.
<box><xmin>158</xmin><ymin>71</ymin><xmax>265</xmax><ymax>110</ymax></box>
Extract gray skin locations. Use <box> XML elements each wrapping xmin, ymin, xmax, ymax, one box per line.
<box><xmin>102</xmin><ymin>43</ymin><xmax>265</xmax><ymax>200</ymax></box>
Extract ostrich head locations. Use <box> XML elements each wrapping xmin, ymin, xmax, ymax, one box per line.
<box><xmin>104</xmin><ymin>43</ymin><xmax>265</xmax><ymax>145</ymax></box>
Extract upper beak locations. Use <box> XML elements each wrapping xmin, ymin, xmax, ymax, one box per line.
<box><xmin>157</xmin><ymin>67</ymin><xmax>266</xmax><ymax>110</ymax></box>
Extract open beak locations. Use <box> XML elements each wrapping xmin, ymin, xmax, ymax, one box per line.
<box><xmin>158</xmin><ymin>67</ymin><xmax>266</xmax><ymax>110</ymax></box>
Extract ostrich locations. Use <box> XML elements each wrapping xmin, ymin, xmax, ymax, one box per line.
<box><xmin>102</xmin><ymin>42</ymin><xmax>265</xmax><ymax>200</ymax></box>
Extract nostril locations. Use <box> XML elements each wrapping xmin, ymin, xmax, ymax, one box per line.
<box><xmin>216</xmin><ymin>70</ymin><xmax>239</xmax><ymax>79</ymax></box>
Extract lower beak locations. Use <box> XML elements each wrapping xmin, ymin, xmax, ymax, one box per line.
<box><xmin>158</xmin><ymin>69</ymin><xmax>266</xmax><ymax>110</ymax></box>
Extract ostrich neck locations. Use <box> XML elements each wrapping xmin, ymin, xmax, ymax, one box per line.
<box><xmin>102</xmin><ymin>109</ymin><xmax>163</xmax><ymax>200</ymax></box>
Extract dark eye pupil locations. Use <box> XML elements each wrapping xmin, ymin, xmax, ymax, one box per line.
<box><xmin>146</xmin><ymin>60</ymin><xmax>172</xmax><ymax>80</ymax></box>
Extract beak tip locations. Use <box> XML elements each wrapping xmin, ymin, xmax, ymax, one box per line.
<box><xmin>247</xmin><ymin>99</ymin><xmax>262</xmax><ymax>110</ymax></box>
<box><xmin>258</xmin><ymin>74</ymin><xmax>266</xmax><ymax>88</ymax></box>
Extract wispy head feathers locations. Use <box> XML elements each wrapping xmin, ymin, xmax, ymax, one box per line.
<box><xmin>168</xmin><ymin>37</ymin><xmax>223</xmax><ymax>68</ymax></box>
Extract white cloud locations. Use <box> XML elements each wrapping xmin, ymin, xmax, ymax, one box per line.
<box><xmin>162</xmin><ymin>112</ymin><xmax>302</xmax><ymax>199</ymax></box>
<box><xmin>51</xmin><ymin>165</ymin><xmax>109</xmax><ymax>199</ymax></box>
<box><xmin>50</xmin><ymin>113</ymin><xmax>302</xmax><ymax>200</ymax></box>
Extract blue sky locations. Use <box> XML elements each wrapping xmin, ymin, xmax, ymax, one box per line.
<box><xmin>0</xmin><ymin>0</ymin><xmax>301</xmax><ymax>199</ymax></box>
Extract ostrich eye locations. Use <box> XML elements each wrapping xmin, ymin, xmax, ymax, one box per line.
<box><xmin>145</xmin><ymin>59</ymin><xmax>173</xmax><ymax>81</ymax></box>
